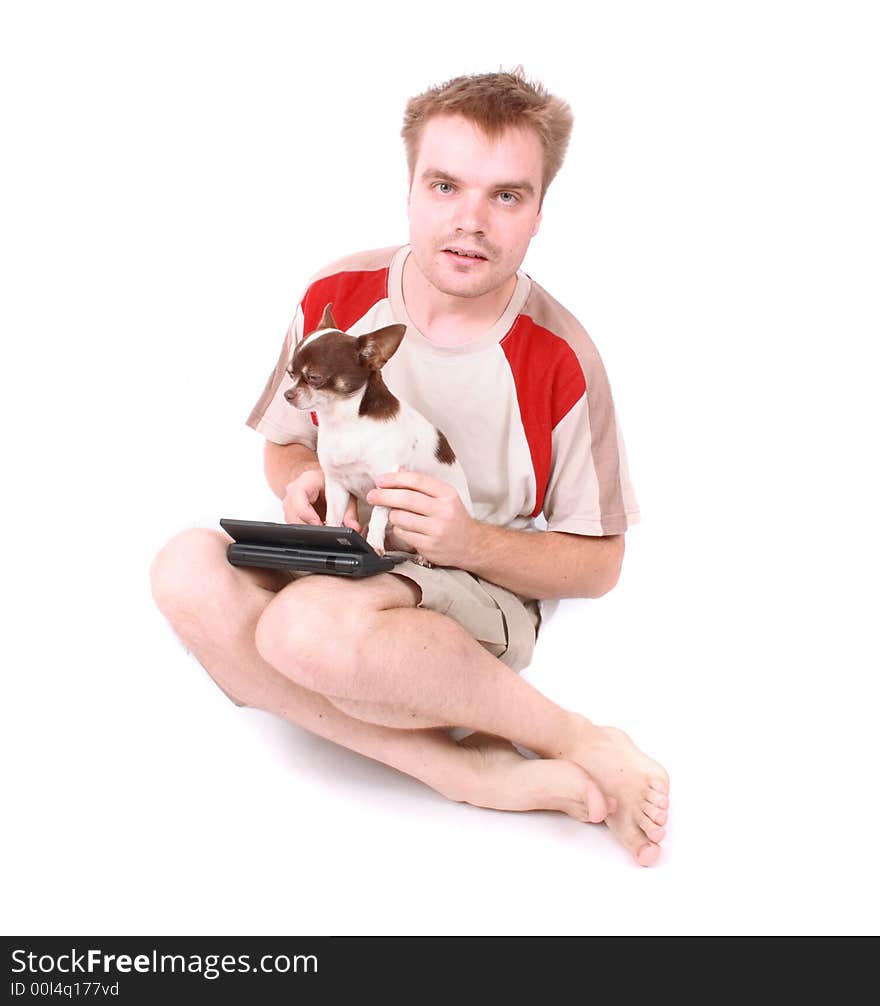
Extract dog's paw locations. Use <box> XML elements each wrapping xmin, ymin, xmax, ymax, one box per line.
<box><xmin>366</xmin><ymin>535</ymin><xmax>386</xmax><ymax>556</ymax></box>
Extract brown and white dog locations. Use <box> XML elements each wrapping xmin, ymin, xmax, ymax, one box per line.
<box><xmin>284</xmin><ymin>304</ymin><xmax>473</xmax><ymax>555</ymax></box>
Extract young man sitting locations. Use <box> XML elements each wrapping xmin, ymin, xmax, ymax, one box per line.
<box><xmin>150</xmin><ymin>69</ymin><xmax>670</xmax><ymax>866</ymax></box>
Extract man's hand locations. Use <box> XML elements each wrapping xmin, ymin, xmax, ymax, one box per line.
<box><xmin>366</xmin><ymin>470</ymin><xmax>480</xmax><ymax>567</ymax></box>
<box><xmin>282</xmin><ymin>468</ymin><xmax>361</xmax><ymax>532</ymax></box>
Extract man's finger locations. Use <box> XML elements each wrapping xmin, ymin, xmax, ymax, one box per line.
<box><xmin>387</xmin><ymin>510</ymin><xmax>431</xmax><ymax>535</ymax></box>
<box><xmin>375</xmin><ymin>469</ymin><xmax>445</xmax><ymax>496</ymax></box>
<box><xmin>291</xmin><ymin>495</ymin><xmax>322</xmax><ymax>525</ymax></box>
<box><xmin>367</xmin><ymin>488</ymin><xmax>434</xmax><ymax>515</ymax></box>
<box><xmin>343</xmin><ymin>496</ymin><xmax>361</xmax><ymax>533</ymax></box>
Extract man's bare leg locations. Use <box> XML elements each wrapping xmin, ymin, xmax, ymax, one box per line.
<box><xmin>150</xmin><ymin>529</ymin><xmax>608</xmax><ymax>825</ymax></box>
<box><xmin>256</xmin><ymin>570</ymin><xmax>670</xmax><ymax>865</ymax></box>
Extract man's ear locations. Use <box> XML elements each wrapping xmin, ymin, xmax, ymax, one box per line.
<box><xmin>532</xmin><ymin>209</ymin><xmax>542</xmax><ymax>238</ymax></box>
<box><xmin>357</xmin><ymin>324</ymin><xmax>407</xmax><ymax>370</ymax></box>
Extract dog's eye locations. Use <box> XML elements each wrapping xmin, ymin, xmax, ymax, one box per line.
<box><xmin>306</xmin><ymin>373</ymin><xmax>324</xmax><ymax>387</ymax></box>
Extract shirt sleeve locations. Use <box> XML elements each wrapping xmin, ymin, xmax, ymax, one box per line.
<box><xmin>245</xmin><ymin>303</ymin><xmax>318</xmax><ymax>448</ymax></box>
<box><xmin>542</xmin><ymin>356</ymin><xmax>641</xmax><ymax>537</ymax></box>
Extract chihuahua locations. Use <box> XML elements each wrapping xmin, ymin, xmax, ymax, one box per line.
<box><xmin>284</xmin><ymin>303</ymin><xmax>473</xmax><ymax>555</ymax></box>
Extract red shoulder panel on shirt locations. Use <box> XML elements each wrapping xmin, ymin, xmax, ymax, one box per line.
<box><xmin>301</xmin><ymin>267</ymin><xmax>390</xmax><ymax>336</ymax></box>
<box><xmin>501</xmin><ymin>316</ymin><xmax>587</xmax><ymax>517</ymax></box>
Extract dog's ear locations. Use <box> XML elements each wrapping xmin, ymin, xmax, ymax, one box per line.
<box><xmin>319</xmin><ymin>303</ymin><xmax>339</xmax><ymax>331</ymax></box>
<box><xmin>357</xmin><ymin>324</ymin><xmax>407</xmax><ymax>370</ymax></box>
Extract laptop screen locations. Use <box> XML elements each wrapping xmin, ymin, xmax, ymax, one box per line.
<box><xmin>219</xmin><ymin>518</ymin><xmax>376</xmax><ymax>555</ymax></box>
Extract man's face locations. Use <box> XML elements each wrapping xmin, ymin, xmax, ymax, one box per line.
<box><xmin>406</xmin><ymin>114</ymin><xmax>544</xmax><ymax>300</ymax></box>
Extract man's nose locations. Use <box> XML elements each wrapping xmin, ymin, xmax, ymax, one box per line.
<box><xmin>453</xmin><ymin>192</ymin><xmax>488</xmax><ymax>234</ymax></box>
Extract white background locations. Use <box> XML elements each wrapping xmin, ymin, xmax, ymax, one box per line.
<box><xmin>2</xmin><ymin>0</ymin><xmax>878</xmax><ymax>935</ymax></box>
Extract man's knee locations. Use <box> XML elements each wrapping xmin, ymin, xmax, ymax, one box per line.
<box><xmin>255</xmin><ymin>576</ymin><xmax>342</xmax><ymax>687</ymax></box>
<box><xmin>149</xmin><ymin>528</ymin><xmax>231</xmax><ymax>637</ymax></box>
<box><xmin>254</xmin><ymin>575</ymin><xmax>381</xmax><ymax>690</ymax></box>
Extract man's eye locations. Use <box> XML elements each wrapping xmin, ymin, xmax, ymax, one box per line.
<box><xmin>498</xmin><ymin>191</ymin><xmax>518</xmax><ymax>204</ymax></box>
<box><xmin>435</xmin><ymin>182</ymin><xmax>454</xmax><ymax>194</ymax></box>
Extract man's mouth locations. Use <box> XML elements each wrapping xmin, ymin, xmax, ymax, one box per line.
<box><xmin>443</xmin><ymin>246</ymin><xmax>489</xmax><ymax>261</ymax></box>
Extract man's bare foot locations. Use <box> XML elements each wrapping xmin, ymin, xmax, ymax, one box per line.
<box><xmin>456</xmin><ymin>732</ymin><xmax>609</xmax><ymax>824</ymax></box>
<box><xmin>563</xmin><ymin>718</ymin><xmax>670</xmax><ymax>866</ymax></box>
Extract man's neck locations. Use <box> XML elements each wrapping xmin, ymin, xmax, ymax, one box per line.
<box><xmin>401</xmin><ymin>252</ymin><xmax>518</xmax><ymax>348</ymax></box>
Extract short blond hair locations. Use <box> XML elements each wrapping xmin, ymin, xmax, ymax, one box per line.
<box><xmin>401</xmin><ymin>67</ymin><xmax>573</xmax><ymax>203</ymax></box>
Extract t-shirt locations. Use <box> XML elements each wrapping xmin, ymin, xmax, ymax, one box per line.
<box><xmin>247</xmin><ymin>245</ymin><xmax>640</xmax><ymax>537</ymax></box>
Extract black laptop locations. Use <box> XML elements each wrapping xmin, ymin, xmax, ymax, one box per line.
<box><xmin>220</xmin><ymin>518</ymin><xmax>409</xmax><ymax>577</ymax></box>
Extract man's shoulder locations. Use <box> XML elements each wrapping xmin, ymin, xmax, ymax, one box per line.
<box><xmin>305</xmin><ymin>246</ymin><xmax>401</xmax><ymax>287</ymax></box>
<box><xmin>520</xmin><ymin>276</ymin><xmax>593</xmax><ymax>348</ymax></box>
<box><xmin>516</xmin><ymin>275</ymin><xmax>605</xmax><ymax>376</ymax></box>
<box><xmin>299</xmin><ymin>246</ymin><xmax>402</xmax><ymax>332</ymax></box>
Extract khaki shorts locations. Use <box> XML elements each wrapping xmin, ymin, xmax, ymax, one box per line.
<box><xmin>390</xmin><ymin>559</ymin><xmax>541</xmax><ymax>674</ymax></box>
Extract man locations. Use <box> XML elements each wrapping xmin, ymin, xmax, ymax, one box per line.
<box><xmin>150</xmin><ymin>70</ymin><xmax>669</xmax><ymax>866</ymax></box>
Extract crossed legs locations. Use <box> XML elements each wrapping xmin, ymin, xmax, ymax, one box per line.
<box><xmin>150</xmin><ymin>528</ymin><xmax>669</xmax><ymax>864</ymax></box>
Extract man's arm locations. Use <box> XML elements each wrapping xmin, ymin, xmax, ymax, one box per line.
<box><xmin>264</xmin><ymin>441</ymin><xmax>321</xmax><ymax>499</ymax></box>
<box><xmin>465</xmin><ymin>523</ymin><xmax>624</xmax><ymax>600</ymax></box>
<box><xmin>367</xmin><ymin>470</ymin><xmax>624</xmax><ymax>600</ymax></box>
